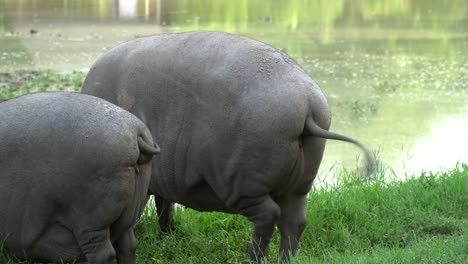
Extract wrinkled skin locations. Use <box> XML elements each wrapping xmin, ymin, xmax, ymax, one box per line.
<box><xmin>82</xmin><ymin>31</ymin><xmax>374</xmax><ymax>261</ymax></box>
<box><xmin>0</xmin><ymin>92</ymin><xmax>159</xmax><ymax>264</ymax></box>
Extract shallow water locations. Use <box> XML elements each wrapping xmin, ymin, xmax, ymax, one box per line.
<box><xmin>1</xmin><ymin>0</ymin><xmax>467</xmax><ymax>179</ymax></box>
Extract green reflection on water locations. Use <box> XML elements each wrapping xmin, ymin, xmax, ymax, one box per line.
<box><xmin>1</xmin><ymin>0</ymin><xmax>467</xmax><ymax>176</ymax></box>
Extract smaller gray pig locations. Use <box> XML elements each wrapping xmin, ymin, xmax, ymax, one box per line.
<box><xmin>0</xmin><ymin>92</ymin><xmax>159</xmax><ymax>264</ymax></box>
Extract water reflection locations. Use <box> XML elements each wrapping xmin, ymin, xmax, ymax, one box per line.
<box><xmin>1</xmin><ymin>0</ymin><xmax>467</xmax><ymax>177</ymax></box>
<box><xmin>118</xmin><ymin>0</ymin><xmax>137</xmax><ymax>19</ymax></box>
<box><xmin>402</xmin><ymin>115</ymin><xmax>468</xmax><ymax>175</ymax></box>
<box><xmin>2</xmin><ymin>0</ymin><xmax>468</xmax><ymax>27</ymax></box>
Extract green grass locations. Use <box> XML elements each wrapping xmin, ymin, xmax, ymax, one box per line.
<box><xmin>291</xmin><ymin>234</ymin><xmax>467</xmax><ymax>263</ymax></box>
<box><xmin>2</xmin><ymin>168</ymin><xmax>465</xmax><ymax>264</ymax></box>
<box><xmin>130</xmin><ymin>163</ymin><xmax>467</xmax><ymax>263</ymax></box>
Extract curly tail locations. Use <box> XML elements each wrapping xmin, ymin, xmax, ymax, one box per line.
<box><xmin>303</xmin><ymin>117</ymin><xmax>375</xmax><ymax>174</ymax></box>
<box><xmin>137</xmin><ymin>137</ymin><xmax>160</xmax><ymax>164</ymax></box>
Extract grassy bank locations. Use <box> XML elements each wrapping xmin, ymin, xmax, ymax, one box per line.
<box><xmin>130</xmin><ymin>164</ymin><xmax>467</xmax><ymax>263</ymax></box>
<box><xmin>0</xmin><ymin>151</ymin><xmax>466</xmax><ymax>264</ymax></box>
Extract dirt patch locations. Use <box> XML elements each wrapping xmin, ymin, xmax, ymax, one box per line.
<box><xmin>0</xmin><ymin>70</ymin><xmax>85</xmax><ymax>99</ymax></box>
<box><xmin>0</xmin><ymin>71</ymin><xmax>44</xmax><ymax>91</ymax></box>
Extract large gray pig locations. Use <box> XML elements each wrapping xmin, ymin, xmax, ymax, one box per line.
<box><xmin>0</xmin><ymin>92</ymin><xmax>159</xmax><ymax>263</ymax></box>
<box><xmin>82</xmin><ymin>31</ymin><xmax>374</xmax><ymax>261</ymax></box>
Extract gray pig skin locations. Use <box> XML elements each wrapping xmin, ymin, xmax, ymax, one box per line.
<box><xmin>82</xmin><ymin>31</ymin><xmax>374</xmax><ymax>261</ymax></box>
<box><xmin>0</xmin><ymin>92</ymin><xmax>159</xmax><ymax>263</ymax></box>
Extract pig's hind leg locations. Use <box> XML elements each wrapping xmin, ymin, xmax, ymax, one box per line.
<box><xmin>73</xmin><ymin>226</ymin><xmax>116</xmax><ymax>264</ymax></box>
<box><xmin>26</xmin><ymin>223</ymin><xmax>84</xmax><ymax>263</ymax></box>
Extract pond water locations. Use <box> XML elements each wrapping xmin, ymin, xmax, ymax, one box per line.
<box><xmin>1</xmin><ymin>0</ymin><xmax>467</xmax><ymax>182</ymax></box>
